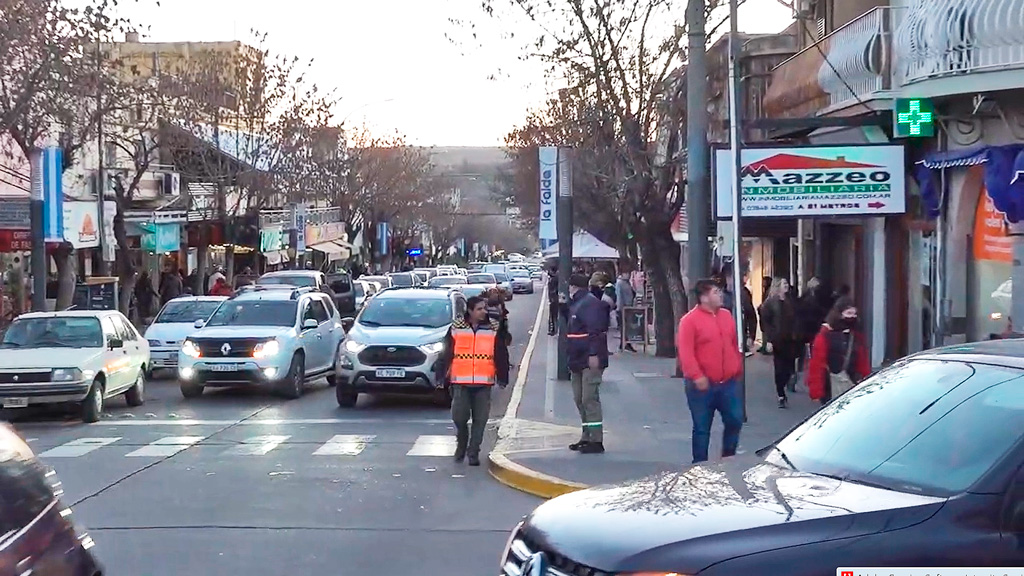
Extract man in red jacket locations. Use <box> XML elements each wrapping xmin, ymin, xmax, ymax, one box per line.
<box><xmin>676</xmin><ymin>278</ymin><xmax>744</xmax><ymax>463</ymax></box>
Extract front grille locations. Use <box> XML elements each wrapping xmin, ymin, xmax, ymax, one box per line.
<box><xmin>0</xmin><ymin>371</ymin><xmax>52</xmax><ymax>384</ymax></box>
<box><xmin>358</xmin><ymin>346</ymin><xmax>426</xmax><ymax>367</ymax></box>
<box><xmin>502</xmin><ymin>532</ymin><xmax>611</xmax><ymax>576</ymax></box>
<box><xmin>194</xmin><ymin>338</ymin><xmax>262</xmax><ymax>358</ymax></box>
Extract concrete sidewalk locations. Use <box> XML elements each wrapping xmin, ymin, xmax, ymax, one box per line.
<box><xmin>488</xmin><ymin>315</ymin><xmax>819</xmax><ymax>498</ymax></box>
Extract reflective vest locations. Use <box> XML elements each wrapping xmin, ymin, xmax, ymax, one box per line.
<box><xmin>450</xmin><ymin>324</ymin><xmax>497</xmax><ymax>386</ymax></box>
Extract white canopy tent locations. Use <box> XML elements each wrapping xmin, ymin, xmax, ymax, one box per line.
<box><xmin>542</xmin><ymin>231</ymin><xmax>620</xmax><ymax>260</ymax></box>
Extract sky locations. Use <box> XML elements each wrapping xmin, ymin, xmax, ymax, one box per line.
<box><xmin>116</xmin><ymin>0</ymin><xmax>796</xmax><ymax>147</ymax></box>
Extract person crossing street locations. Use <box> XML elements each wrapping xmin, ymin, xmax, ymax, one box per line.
<box><xmin>566</xmin><ymin>273</ymin><xmax>609</xmax><ymax>454</ymax></box>
<box><xmin>437</xmin><ymin>295</ymin><xmax>511</xmax><ymax>466</ymax></box>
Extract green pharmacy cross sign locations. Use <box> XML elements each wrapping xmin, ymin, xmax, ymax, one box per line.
<box><xmin>894</xmin><ymin>98</ymin><xmax>935</xmax><ymax>138</ymax></box>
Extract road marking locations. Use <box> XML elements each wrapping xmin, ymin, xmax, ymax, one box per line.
<box><xmin>38</xmin><ymin>437</ymin><xmax>121</xmax><ymax>458</ymax></box>
<box><xmin>222</xmin><ymin>435</ymin><xmax>290</xmax><ymax>456</ymax></box>
<box><xmin>406</xmin><ymin>435</ymin><xmax>456</xmax><ymax>457</ymax></box>
<box><xmin>125</xmin><ymin>436</ymin><xmax>204</xmax><ymax>457</ymax></box>
<box><xmin>312</xmin><ymin>434</ymin><xmax>375</xmax><ymax>456</ymax></box>
<box><xmin>89</xmin><ymin>418</ymin><xmax>471</xmax><ymax>427</ymax></box>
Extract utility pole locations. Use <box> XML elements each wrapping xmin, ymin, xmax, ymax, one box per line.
<box><xmin>685</xmin><ymin>0</ymin><xmax>710</xmax><ymax>284</ymax></box>
<box><xmin>93</xmin><ymin>14</ymin><xmax>109</xmax><ymax>276</ymax></box>
<box><xmin>29</xmin><ymin>151</ymin><xmax>46</xmax><ymax>312</ymax></box>
<box><xmin>556</xmin><ymin>147</ymin><xmax>573</xmax><ymax>381</ymax></box>
<box><xmin>727</xmin><ymin>0</ymin><xmax>747</xmax><ymax>422</ymax></box>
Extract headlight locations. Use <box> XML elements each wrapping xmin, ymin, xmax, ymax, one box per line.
<box><xmin>344</xmin><ymin>340</ymin><xmax>367</xmax><ymax>353</ymax></box>
<box><xmin>181</xmin><ymin>340</ymin><xmax>201</xmax><ymax>358</ymax></box>
<box><xmin>419</xmin><ymin>341</ymin><xmax>445</xmax><ymax>354</ymax></box>
<box><xmin>147</xmin><ymin>339</ymin><xmax>160</xmax><ymax>347</ymax></box>
<box><xmin>252</xmin><ymin>339</ymin><xmax>280</xmax><ymax>359</ymax></box>
<box><xmin>51</xmin><ymin>368</ymin><xmax>83</xmax><ymax>382</ymax></box>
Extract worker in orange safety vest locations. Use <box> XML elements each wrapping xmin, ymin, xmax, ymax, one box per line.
<box><xmin>438</xmin><ymin>295</ymin><xmax>511</xmax><ymax>466</ymax></box>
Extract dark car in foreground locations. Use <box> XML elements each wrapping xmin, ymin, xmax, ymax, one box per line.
<box><xmin>502</xmin><ymin>340</ymin><xmax>1024</xmax><ymax>575</ymax></box>
<box><xmin>0</xmin><ymin>423</ymin><xmax>101</xmax><ymax>575</ymax></box>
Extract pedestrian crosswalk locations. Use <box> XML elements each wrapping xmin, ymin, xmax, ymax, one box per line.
<box><xmin>35</xmin><ymin>434</ymin><xmax>461</xmax><ymax>459</ymax></box>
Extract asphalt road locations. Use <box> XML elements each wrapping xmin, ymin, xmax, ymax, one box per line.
<box><xmin>5</xmin><ymin>288</ymin><xmax>545</xmax><ymax>575</ymax></box>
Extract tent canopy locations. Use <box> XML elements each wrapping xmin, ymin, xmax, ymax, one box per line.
<box><xmin>542</xmin><ymin>231</ymin><xmax>619</xmax><ymax>260</ymax></box>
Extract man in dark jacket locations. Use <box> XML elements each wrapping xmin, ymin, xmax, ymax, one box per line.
<box><xmin>564</xmin><ymin>273</ymin><xmax>609</xmax><ymax>454</ymax></box>
<box><xmin>546</xmin><ymin>264</ymin><xmax>559</xmax><ymax>335</ymax></box>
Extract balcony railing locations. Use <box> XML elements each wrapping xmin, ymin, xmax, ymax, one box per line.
<box><xmin>894</xmin><ymin>0</ymin><xmax>1024</xmax><ymax>86</ymax></box>
<box><xmin>764</xmin><ymin>7</ymin><xmax>895</xmax><ymax>119</ymax></box>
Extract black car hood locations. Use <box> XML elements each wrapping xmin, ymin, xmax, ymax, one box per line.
<box><xmin>522</xmin><ymin>455</ymin><xmax>945</xmax><ymax>573</ymax></box>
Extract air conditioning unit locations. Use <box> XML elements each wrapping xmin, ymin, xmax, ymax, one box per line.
<box><xmin>162</xmin><ymin>172</ymin><xmax>180</xmax><ymax>196</ymax></box>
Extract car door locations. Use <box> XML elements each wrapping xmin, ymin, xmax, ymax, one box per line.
<box><xmin>298</xmin><ymin>299</ymin><xmax>326</xmax><ymax>371</ymax></box>
<box><xmin>316</xmin><ymin>295</ymin><xmax>343</xmax><ymax>367</ymax></box>
<box><xmin>100</xmin><ymin>316</ymin><xmax>130</xmax><ymax>393</ymax></box>
<box><xmin>116</xmin><ymin>313</ymin><xmax>148</xmax><ymax>374</ymax></box>
<box><xmin>110</xmin><ymin>315</ymin><xmax>143</xmax><ymax>391</ymax></box>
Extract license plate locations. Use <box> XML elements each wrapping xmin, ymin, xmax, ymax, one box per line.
<box><xmin>4</xmin><ymin>398</ymin><xmax>28</xmax><ymax>408</ymax></box>
<box><xmin>375</xmin><ymin>369</ymin><xmax>405</xmax><ymax>378</ymax></box>
<box><xmin>209</xmin><ymin>364</ymin><xmax>242</xmax><ymax>372</ymax></box>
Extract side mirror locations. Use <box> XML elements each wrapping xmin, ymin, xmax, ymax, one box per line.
<box><xmin>302</xmin><ymin>318</ymin><xmax>318</xmax><ymax>330</ymax></box>
<box><xmin>108</xmin><ymin>338</ymin><xmax>124</xmax><ymax>350</ymax></box>
<box><xmin>341</xmin><ymin>317</ymin><xmax>355</xmax><ymax>332</ymax></box>
<box><xmin>193</xmin><ymin>319</ymin><xmax>206</xmax><ymax>329</ymax></box>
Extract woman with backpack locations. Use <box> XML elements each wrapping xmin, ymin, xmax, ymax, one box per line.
<box><xmin>806</xmin><ymin>297</ymin><xmax>872</xmax><ymax>406</ymax></box>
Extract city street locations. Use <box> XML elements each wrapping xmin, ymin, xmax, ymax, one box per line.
<box><xmin>4</xmin><ymin>291</ymin><xmax>545</xmax><ymax>575</ymax></box>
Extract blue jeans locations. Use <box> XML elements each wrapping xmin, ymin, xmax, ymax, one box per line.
<box><xmin>685</xmin><ymin>378</ymin><xmax>743</xmax><ymax>463</ymax></box>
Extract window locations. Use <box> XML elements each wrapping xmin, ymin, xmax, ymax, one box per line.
<box><xmin>359</xmin><ymin>298</ymin><xmax>453</xmax><ymax>328</ymax></box>
<box><xmin>154</xmin><ymin>300</ymin><xmax>223</xmax><ymax>324</ymax></box>
<box><xmin>453</xmin><ymin>296</ymin><xmax>467</xmax><ymax>320</ymax></box>
<box><xmin>0</xmin><ymin>454</ymin><xmax>56</xmax><ymax>539</ymax></box>
<box><xmin>321</xmin><ymin>296</ymin><xmax>337</xmax><ymax>318</ymax></box>
<box><xmin>104</xmin><ymin>141</ymin><xmax>117</xmax><ymax>167</ymax></box>
<box><xmin>100</xmin><ymin>317</ymin><xmax>118</xmax><ymax>340</ymax></box>
<box><xmin>111</xmin><ymin>315</ymin><xmax>137</xmax><ymax>341</ymax></box>
<box><xmin>308</xmin><ymin>299</ymin><xmax>330</xmax><ymax>324</ymax></box>
<box><xmin>773</xmin><ymin>359</ymin><xmax>1024</xmax><ymax>497</ymax></box>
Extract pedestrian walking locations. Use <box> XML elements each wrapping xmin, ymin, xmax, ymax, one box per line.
<box><xmin>759</xmin><ymin>277</ymin><xmax>800</xmax><ymax>408</ymax></box>
<box><xmin>615</xmin><ymin>270</ymin><xmax>637</xmax><ymax>352</ymax></box>
<box><xmin>546</xmin><ymin>265</ymin><xmax>559</xmax><ymax>335</ymax></box>
<box><xmin>796</xmin><ymin>277</ymin><xmax>829</xmax><ymax>385</ymax></box>
<box><xmin>720</xmin><ymin>267</ymin><xmax>757</xmax><ymax>353</ymax></box>
<box><xmin>438</xmin><ymin>295</ymin><xmax>510</xmax><ymax>466</ymax></box>
<box><xmin>677</xmin><ymin>278</ymin><xmax>744</xmax><ymax>464</ymax></box>
<box><xmin>806</xmin><ymin>297</ymin><xmax>871</xmax><ymax>406</ymax></box>
<box><xmin>159</xmin><ymin>265</ymin><xmax>183</xmax><ymax>305</ymax></box>
<box><xmin>565</xmin><ymin>273</ymin><xmax>608</xmax><ymax>454</ymax></box>
<box><xmin>485</xmin><ymin>288</ymin><xmax>512</xmax><ymax>346</ymax></box>
<box><xmin>134</xmin><ymin>271</ymin><xmax>158</xmax><ymax>321</ymax></box>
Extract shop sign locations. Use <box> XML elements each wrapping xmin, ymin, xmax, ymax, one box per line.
<box><xmin>62</xmin><ymin>202</ymin><xmax>100</xmax><ymax>248</ymax></box>
<box><xmin>141</xmin><ymin>223</ymin><xmax>181</xmax><ymax>253</ymax></box>
<box><xmin>260</xmin><ymin>227</ymin><xmax>284</xmax><ymax>252</ymax></box>
<box><xmin>0</xmin><ymin>200</ymin><xmax>30</xmax><ymax>230</ymax></box>
<box><xmin>305</xmin><ymin>221</ymin><xmax>345</xmax><ymax>245</ymax></box>
<box><xmin>973</xmin><ymin>189</ymin><xmax>1011</xmax><ymax>263</ymax></box>
<box><xmin>714</xmin><ymin>145</ymin><xmax>907</xmax><ymax>218</ymax></box>
<box><xmin>0</xmin><ymin>230</ymin><xmax>31</xmax><ymax>252</ymax></box>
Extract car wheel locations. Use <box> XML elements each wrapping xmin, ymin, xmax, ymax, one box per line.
<box><xmin>180</xmin><ymin>380</ymin><xmax>204</xmax><ymax>398</ymax></box>
<box><xmin>81</xmin><ymin>379</ymin><xmax>104</xmax><ymax>423</ymax></box>
<box><xmin>335</xmin><ymin>384</ymin><xmax>358</xmax><ymax>408</ymax></box>
<box><xmin>277</xmin><ymin>353</ymin><xmax>304</xmax><ymax>399</ymax></box>
<box><xmin>432</xmin><ymin>387</ymin><xmax>452</xmax><ymax>408</ymax></box>
<box><xmin>125</xmin><ymin>369</ymin><xmax>145</xmax><ymax>407</ymax></box>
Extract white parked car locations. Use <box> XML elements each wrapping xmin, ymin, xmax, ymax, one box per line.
<box><xmin>144</xmin><ymin>296</ymin><xmax>227</xmax><ymax>376</ymax></box>
<box><xmin>0</xmin><ymin>310</ymin><xmax>150</xmax><ymax>422</ymax></box>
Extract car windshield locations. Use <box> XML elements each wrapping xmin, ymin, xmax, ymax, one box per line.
<box><xmin>389</xmin><ymin>273</ymin><xmax>415</xmax><ymax>286</ymax></box>
<box><xmin>205</xmin><ymin>301</ymin><xmax>298</xmax><ymax>327</ymax></box>
<box><xmin>466</xmin><ymin>274</ymin><xmax>495</xmax><ymax>284</ymax></box>
<box><xmin>361</xmin><ymin>276</ymin><xmax>388</xmax><ymax>287</ymax></box>
<box><xmin>413</xmin><ymin>271</ymin><xmax>430</xmax><ymax>282</ymax></box>
<box><xmin>493</xmin><ymin>273</ymin><xmax>509</xmax><ymax>282</ymax></box>
<box><xmin>1</xmin><ymin>317</ymin><xmax>103</xmax><ymax>348</ymax></box>
<box><xmin>510</xmin><ymin>270</ymin><xmax>529</xmax><ymax>278</ymax></box>
<box><xmin>483</xmin><ymin>265</ymin><xmax>505</xmax><ymax>274</ymax></box>
<box><xmin>259</xmin><ymin>275</ymin><xmax>316</xmax><ymax>287</ymax></box>
<box><xmin>154</xmin><ymin>300</ymin><xmax>223</xmax><ymax>324</ymax></box>
<box><xmin>771</xmin><ymin>359</ymin><xmax>1024</xmax><ymax>497</ymax></box>
<box><xmin>359</xmin><ymin>297</ymin><xmax>452</xmax><ymax>328</ymax></box>
<box><xmin>428</xmin><ymin>277</ymin><xmax>467</xmax><ymax>286</ymax></box>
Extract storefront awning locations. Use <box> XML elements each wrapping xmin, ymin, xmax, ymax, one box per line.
<box><xmin>310</xmin><ymin>240</ymin><xmax>351</xmax><ymax>261</ymax></box>
<box><xmin>264</xmin><ymin>250</ymin><xmax>290</xmax><ymax>266</ymax></box>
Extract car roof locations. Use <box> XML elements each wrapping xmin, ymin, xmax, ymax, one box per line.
<box><xmin>17</xmin><ymin>310</ymin><xmax>121</xmax><ymax>319</ymax></box>
<box><xmin>165</xmin><ymin>295</ymin><xmax>228</xmax><ymax>303</ymax></box>
<box><xmin>260</xmin><ymin>270</ymin><xmax>320</xmax><ymax>278</ymax></box>
<box><xmin>376</xmin><ymin>287</ymin><xmax>455</xmax><ymax>300</ymax></box>
<box><xmin>908</xmin><ymin>339</ymin><xmax>1024</xmax><ymax>371</ymax></box>
<box><xmin>232</xmin><ymin>288</ymin><xmax>318</xmax><ymax>302</ymax></box>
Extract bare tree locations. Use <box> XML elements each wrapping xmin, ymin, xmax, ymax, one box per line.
<box><xmin>0</xmin><ymin>0</ymin><xmax>128</xmax><ymax>309</ymax></box>
<box><xmin>470</xmin><ymin>0</ymin><xmax>725</xmax><ymax>355</ymax></box>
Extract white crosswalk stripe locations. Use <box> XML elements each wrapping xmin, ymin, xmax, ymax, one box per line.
<box><xmin>38</xmin><ymin>437</ymin><xmax>121</xmax><ymax>458</ymax></box>
<box><xmin>312</xmin><ymin>434</ymin><xmax>375</xmax><ymax>456</ymax></box>
<box><xmin>33</xmin><ymin>434</ymin><xmax>464</xmax><ymax>459</ymax></box>
<box><xmin>222</xmin><ymin>435</ymin><xmax>291</xmax><ymax>456</ymax></box>
<box><xmin>406</xmin><ymin>435</ymin><xmax>457</xmax><ymax>457</ymax></box>
<box><xmin>125</xmin><ymin>436</ymin><xmax>205</xmax><ymax>457</ymax></box>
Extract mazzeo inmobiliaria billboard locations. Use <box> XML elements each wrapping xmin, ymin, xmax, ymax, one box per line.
<box><xmin>714</xmin><ymin>145</ymin><xmax>907</xmax><ymax>218</ymax></box>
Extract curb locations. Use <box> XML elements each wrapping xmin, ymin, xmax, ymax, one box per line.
<box><xmin>487</xmin><ymin>298</ymin><xmax>589</xmax><ymax>499</ymax></box>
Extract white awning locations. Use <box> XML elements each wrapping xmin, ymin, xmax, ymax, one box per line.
<box><xmin>263</xmin><ymin>250</ymin><xmax>290</xmax><ymax>266</ymax></box>
<box><xmin>310</xmin><ymin>241</ymin><xmax>351</xmax><ymax>261</ymax></box>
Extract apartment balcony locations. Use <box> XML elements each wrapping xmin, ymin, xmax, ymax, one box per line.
<box><xmin>893</xmin><ymin>0</ymin><xmax>1024</xmax><ymax>97</ymax></box>
<box><xmin>764</xmin><ymin>7</ymin><xmax>896</xmax><ymax>121</ymax></box>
